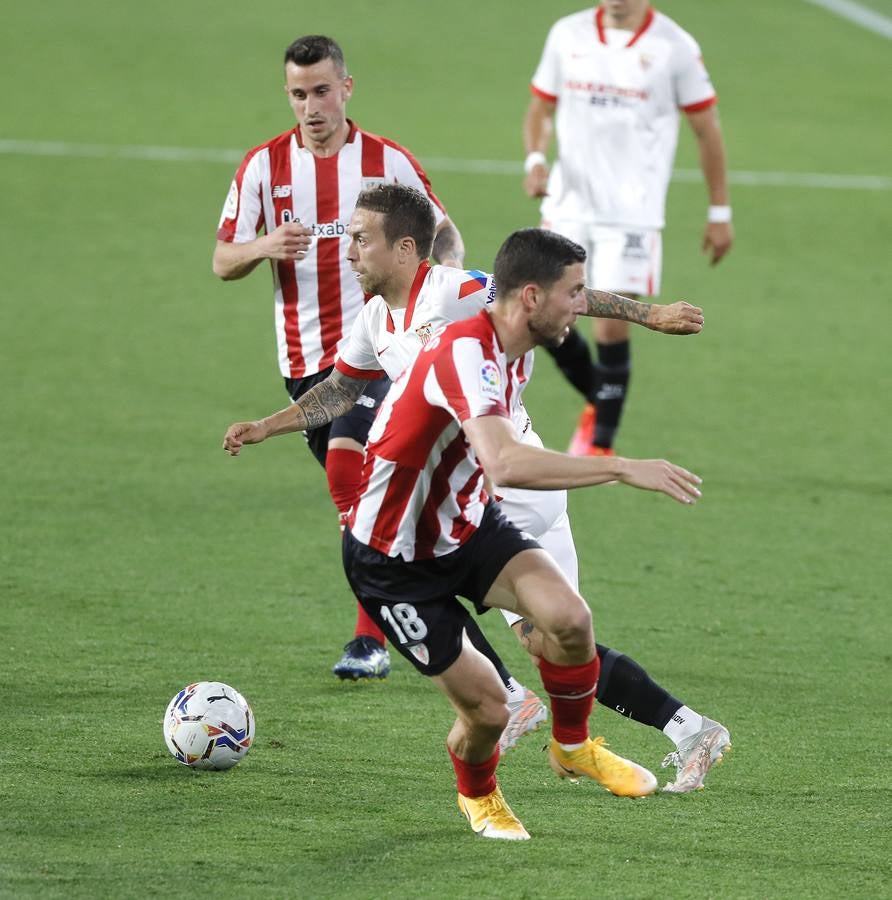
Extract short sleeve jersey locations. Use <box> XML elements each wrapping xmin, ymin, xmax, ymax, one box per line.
<box><xmin>347</xmin><ymin>311</ymin><xmax>514</xmax><ymax>561</ymax></box>
<box><xmin>531</xmin><ymin>6</ymin><xmax>716</xmax><ymax>229</ymax></box>
<box><xmin>216</xmin><ymin>122</ymin><xmax>447</xmax><ymax>379</ymax></box>
<box><xmin>335</xmin><ymin>263</ymin><xmax>533</xmax><ymax>437</ymax></box>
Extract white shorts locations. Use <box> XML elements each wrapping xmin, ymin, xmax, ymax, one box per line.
<box><xmin>495</xmin><ymin>428</ymin><xmax>580</xmax><ymax>627</ymax></box>
<box><xmin>543</xmin><ymin>219</ymin><xmax>662</xmax><ymax>297</ymax></box>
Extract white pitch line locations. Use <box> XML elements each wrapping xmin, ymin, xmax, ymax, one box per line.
<box><xmin>1</xmin><ymin>138</ymin><xmax>890</xmax><ymax>191</ymax></box>
<box><xmin>802</xmin><ymin>0</ymin><xmax>892</xmax><ymax>38</ymax></box>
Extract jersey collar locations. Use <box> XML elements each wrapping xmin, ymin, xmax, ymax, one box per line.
<box><xmin>294</xmin><ymin>118</ymin><xmax>358</xmax><ymax>149</ymax></box>
<box><xmin>385</xmin><ymin>261</ymin><xmax>432</xmax><ymax>333</ymax></box>
<box><xmin>595</xmin><ymin>5</ymin><xmax>655</xmax><ymax>47</ymax></box>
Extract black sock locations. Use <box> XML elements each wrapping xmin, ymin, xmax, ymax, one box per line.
<box><xmin>544</xmin><ymin>328</ymin><xmax>599</xmax><ymax>404</ymax></box>
<box><xmin>595</xmin><ymin>644</ymin><xmax>682</xmax><ymax>730</ymax></box>
<box><xmin>593</xmin><ymin>341</ymin><xmax>630</xmax><ymax>448</ymax></box>
<box><xmin>464</xmin><ymin>617</ymin><xmax>513</xmax><ymax>689</ymax></box>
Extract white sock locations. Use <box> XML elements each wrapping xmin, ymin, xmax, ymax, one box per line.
<box><xmin>558</xmin><ymin>740</ymin><xmax>586</xmax><ymax>752</ymax></box>
<box><xmin>663</xmin><ymin>706</ymin><xmax>704</xmax><ymax>747</ymax></box>
<box><xmin>504</xmin><ymin>677</ymin><xmax>524</xmax><ymax>700</ymax></box>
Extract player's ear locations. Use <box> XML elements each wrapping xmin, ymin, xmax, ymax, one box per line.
<box><xmin>519</xmin><ymin>283</ymin><xmax>539</xmax><ymax>311</ymax></box>
<box><xmin>342</xmin><ymin>75</ymin><xmax>354</xmax><ymax>101</ymax></box>
<box><xmin>397</xmin><ymin>235</ymin><xmax>416</xmax><ymax>260</ymax></box>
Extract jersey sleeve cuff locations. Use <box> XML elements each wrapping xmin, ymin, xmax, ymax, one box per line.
<box><xmin>335</xmin><ymin>358</ymin><xmax>386</xmax><ymax>380</ymax></box>
<box><xmin>530</xmin><ymin>84</ymin><xmax>558</xmax><ymax>103</ymax></box>
<box><xmin>680</xmin><ymin>95</ymin><xmax>718</xmax><ymax>113</ymax></box>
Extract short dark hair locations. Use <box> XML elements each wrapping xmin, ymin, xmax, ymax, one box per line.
<box><xmin>283</xmin><ymin>35</ymin><xmax>347</xmax><ymax>77</ymax></box>
<box><xmin>493</xmin><ymin>229</ymin><xmax>587</xmax><ymax>297</ymax></box>
<box><xmin>355</xmin><ymin>184</ymin><xmax>437</xmax><ymax>259</ymax></box>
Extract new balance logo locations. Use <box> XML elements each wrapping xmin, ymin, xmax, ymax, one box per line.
<box><xmin>272</xmin><ymin>185</ymin><xmax>292</xmax><ymax>198</ymax></box>
<box><xmin>355</xmin><ymin>394</ymin><xmax>377</xmax><ymax>409</ymax></box>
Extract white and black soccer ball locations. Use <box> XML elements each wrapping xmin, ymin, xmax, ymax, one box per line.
<box><xmin>163</xmin><ymin>681</ymin><xmax>255</xmax><ymax>770</ymax></box>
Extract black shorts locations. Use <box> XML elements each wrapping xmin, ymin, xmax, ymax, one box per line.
<box><xmin>342</xmin><ymin>502</ymin><xmax>541</xmax><ymax>676</ymax></box>
<box><xmin>284</xmin><ymin>370</ymin><xmax>391</xmax><ymax>467</ymax></box>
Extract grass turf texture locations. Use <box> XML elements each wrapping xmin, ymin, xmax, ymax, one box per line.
<box><xmin>2</xmin><ymin>0</ymin><xmax>891</xmax><ymax>896</ymax></box>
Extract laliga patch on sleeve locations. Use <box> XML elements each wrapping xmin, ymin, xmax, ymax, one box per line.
<box><xmin>221</xmin><ymin>180</ymin><xmax>238</xmax><ymax>222</ymax></box>
<box><xmin>479</xmin><ymin>360</ymin><xmax>502</xmax><ymax>398</ymax></box>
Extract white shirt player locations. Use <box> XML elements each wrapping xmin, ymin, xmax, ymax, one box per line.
<box><xmin>217</xmin><ymin>122</ymin><xmax>447</xmax><ymax>379</ymax></box>
<box><xmin>531</xmin><ymin>6</ymin><xmax>716</xmax><ymax>229</ymax></box>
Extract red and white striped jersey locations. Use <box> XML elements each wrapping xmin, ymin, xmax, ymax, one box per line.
<box><xmin>335</xmin><ymin>262</ymin><xmax>533</xmax><ymax>437</ymax></box>
<box><xmin>531</xmin><ymin>7</ymin><xmax>716</xmax><ymax>229</ymax></box>
<box><xmin>217</xmin><ymin>122</ymin><xmax>447</xmax><ymax>378</ymax></box>
<box><xmin>347</xmin><ymin>311</ymin><xmax>515</xmax><ymax>561</ymax></box>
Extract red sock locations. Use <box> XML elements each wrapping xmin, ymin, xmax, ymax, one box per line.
<box><xmin>448</xmin><ymin>745</ymin><xmax>499</xmax><ymax>798</ymax></box>
<box><xmin>354</xmin><ymin>603</ymin><xmax>386</xmax><ymax>645</ymax></box>
<box><xmin>326</xmin><ymin>448</ymin><xmax>386</xmax><ymax>645</ymax></box>
<box><xmin>538</xmin><ymin>656</ymin><xmax>600</xmax><ymax>745</ymax></box>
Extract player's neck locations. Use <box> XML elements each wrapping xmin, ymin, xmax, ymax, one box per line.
<box><xmin>602</xmin><ymin>4</ymin><xmax>649</xmax><ymax>31</ymax></box>
<box><xmin>488</xmin><ymin>305</ymin><xmax>535</xmax><ymax>363</ymax></box>
<box><xmin>299</xmin><ymin>119</ymin><xmax>351</xmax><ymax>158</ymax></box>
<box><xmin>379</xmin><ymin>265</ymin><xmax>419</xmax><ymax>310</ymax></box>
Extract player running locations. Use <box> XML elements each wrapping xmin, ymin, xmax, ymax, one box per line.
<box><xmin>223</xmin><ymin>185</ymin><xmax>731</xmax><ymax>791</ymax></box>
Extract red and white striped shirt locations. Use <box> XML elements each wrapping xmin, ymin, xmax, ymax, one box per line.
<box><xmin>348</xmin><ymin>311</ymin><xmax>512</xmax><ymax>561</ymax></box>
<box><xmin>217</xmin><ymin>121</ymin><xmax>447</xmax><ymax>378</ymax></box>
<box><xmin>335</xmin><ymin>263</ymin><xmax>533</xmax><ymax>438</ymax></box>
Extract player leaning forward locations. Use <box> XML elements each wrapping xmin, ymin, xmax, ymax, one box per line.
<box><xmin>225</xmin><ymin>208</ymin><xmax>707</xmax><ymax>839</ymax></box>
<box><xmin>345</xmin><ymin>228</ymin><xmax>704</xmax><ymax>839</ymax></box>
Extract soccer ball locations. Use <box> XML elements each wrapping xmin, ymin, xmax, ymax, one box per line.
<box><xmin>163</xmin><ymin>681</ymin><xmax>255</xmax><ymax>770</ymax></box>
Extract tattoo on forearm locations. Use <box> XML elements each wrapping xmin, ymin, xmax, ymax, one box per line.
<box><xmin>520</xmin><ymin>620</ymin><xmax>535</xmax><ymax>652</ymax></box>
<box><xmin>432</xmin><ymin>222</ymin><xmax>465</xmax><ymax>265</ymax></box>
<box><xmin>293</xmin><ymin>374</ymin><xmax>368</xmax><ymax>430</ymax></box>
<box><xmin>584</xmin><ymin>287</ymin><xmax>652</xmax><ymax>325</ymax></box>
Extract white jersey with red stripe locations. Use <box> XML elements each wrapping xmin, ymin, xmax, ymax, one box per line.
<box><xmin>335</xmin><ymin>263</ymin><xmax>533</xmax><ymax>438</ymax></box>
<box><xmin>347</xmin><ymin>311</ymin><xmax>515</xmax><ymax>561</ymax></box>
<box><xmin>531</xmin><ymin>6</ymin><xmax>717</xmax><ymax>229</ymax></box>
<box><xmin>217</xmin><ymin>122</ymin><xmax>446</xmax><ymax>379</ymax></box>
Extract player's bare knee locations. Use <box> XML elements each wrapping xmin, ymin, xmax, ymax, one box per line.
<box><xmin>548</xmin><ymin>594</ymin><xmax>593</xmax><ymax>653</ymax></box>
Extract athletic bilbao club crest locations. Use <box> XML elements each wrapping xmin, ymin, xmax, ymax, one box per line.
<box><xmin>479</xmin><ymin>360</ymin><xmax>502</xmax><ymax>398</ymax></box>
<box><xmin>409</xmin><ymin>643</ymin><xmax>430</xmax><ymax>666</ymax></box>
<box><xmin>415</xmin><ymin>322</ymin><xmax>434</xmax><ymax>345</ymax></box>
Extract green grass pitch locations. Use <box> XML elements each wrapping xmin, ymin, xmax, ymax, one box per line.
<box><xmin>2</xmin><ymin>1</ymin><xmax>890</xmax><ymax>896</ymax></box>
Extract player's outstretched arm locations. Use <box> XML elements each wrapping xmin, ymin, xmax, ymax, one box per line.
<box><xmin>212</xmin><ymin>223</ymin><xmax>313</xmax><ymax>281</ymax></box>
<box><xmin>222</xmin><ymin>370</ymin><xmax>369</xmax><ymax>456</ymax></box>
<box><xmin>463</xmin><ymin>416</ymin><xmax>702</xmax><ymax>505</ymax></box>
<box><xmin>432</xmin><ymin>217</ymin><xmax>465</xmax><ymax>268</ymax></box>
<box><xmin>582</xmin><ymin>288</ymin><xmax>704</xmax><ymax>335</ymax></box>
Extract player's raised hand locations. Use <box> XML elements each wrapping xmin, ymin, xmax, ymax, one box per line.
<box><xmin>650</xmin><ymin>300</ymin><xmax>704</xmax><ymax>335</ymax></box>
<box><xmin>702</xmin><ymin>221</ymin><xmax>733</xmax><ymax>266</ymax></box>
<box><xmin>619</xmin><ymin>459</ymin><xmax>702</xmax><ymax>505</ymax></box>
<box><xmin>222</xmin><ymin>421</ymin><xmax>268</xmax><ymax>456</ymax></box>
<box><xmin>523</xmin><ymin>163</ymin><xmax>549</xmax><ymax>199</ymax></box>
<box><xmin>262</xmin><ymin>221</ymin><xmax>313</xmax><ymax>261</ymax></box>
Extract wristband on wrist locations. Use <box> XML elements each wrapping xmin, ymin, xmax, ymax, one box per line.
<box><xmin>707</xmin><ymin>205</ymin><xmax>732</xmax><ymax>223</ymax></box>
<box><xmin>524</xmin><ymin>151</ymin><xmax>547</xmax><ymax>174</ymax></box>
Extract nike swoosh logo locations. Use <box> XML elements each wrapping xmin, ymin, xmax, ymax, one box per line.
<box><xmin>376</xmin><ymin>346</ymin><xmax>388</xmax><ymax>355</ymax></box>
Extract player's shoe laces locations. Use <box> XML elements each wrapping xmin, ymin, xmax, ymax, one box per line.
<box><xmin>567</xmin><ymin>404</ymin><xmax>596</xmax><ymax>456</ymax></box>
<box><xmin>331</xmin><ymin>636</ymin><xmax>391</xmax><ymax>681</ymax></box>
<box><xmin>661</xmin><ymin>717</ymin><xmax>731</xmax><ymax>793</ymax></box>
<box><xmin>457</xmin><ymin>786</ymin><xmax>530</xmax><ymax>840</ymax></box>
<box><xmin>548</xmin><ymin>736</ymin><xmax>657</xmax><ymax>797</ymax></box>
<box><xmin>499</xmin><ymin>688</ymin><xmax>549</xmax><ymax>752</ymax></box>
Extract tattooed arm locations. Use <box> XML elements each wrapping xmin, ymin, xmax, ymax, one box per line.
<box><xmin>583</xmin><ymin>287</ymin><xmax>704</xmax><ymax>335</ymax></box>
<box><xmin>222</xmin><ymin>370</ymin><xmax>370</xmax><ymax>456</ymax></box>
<box><xmin>432</xmin><ymin>216</ymin><xmax>465</xmax><ymax>268</ymax></box>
